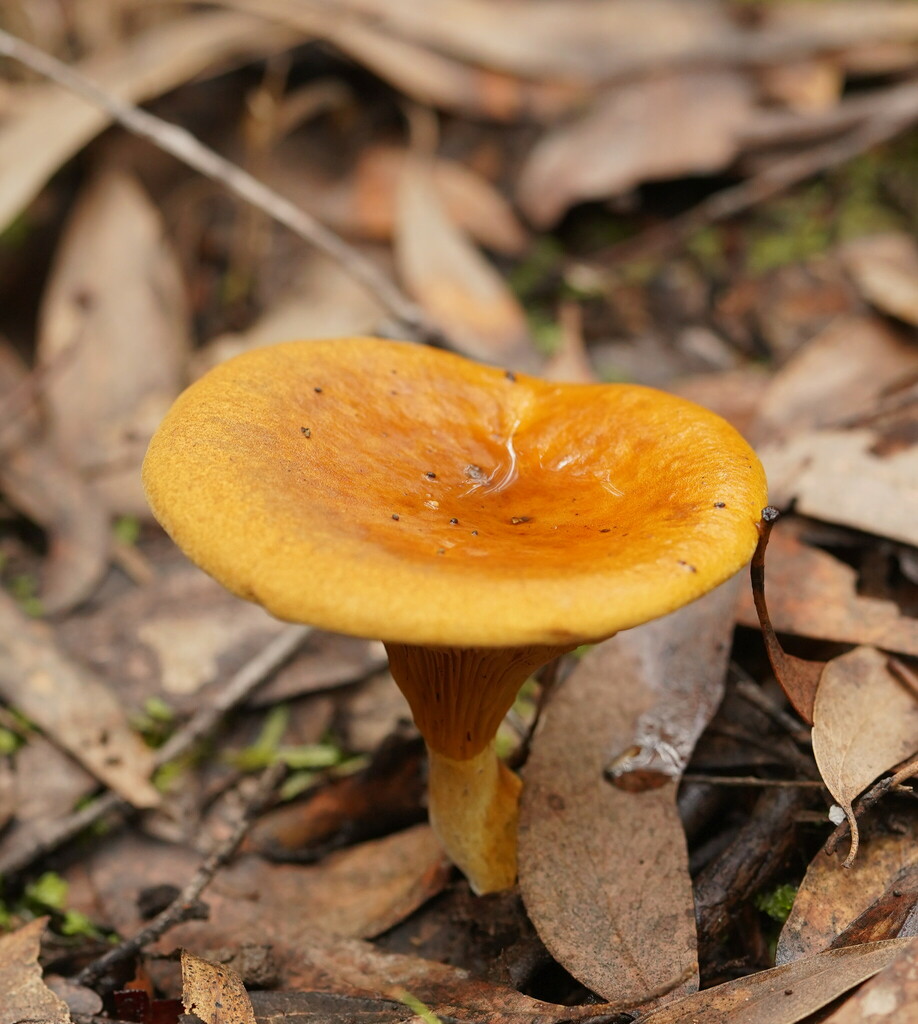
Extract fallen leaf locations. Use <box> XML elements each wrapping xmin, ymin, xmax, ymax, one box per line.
<box><xmin>85</xmin><ymin>826</ymin><xmax>450</xmax><ymax>984</ymax></box>
<box><xmin>840</xmin><ymin>233</ymin><xmax>918</xmax><ymax>327</ymax></box>
<box><xmin>821</xmin><ymin>938</ymin><xmax>918</xmax><ymax>1023</ymax></box>
<box><xmin>640</xmin><ymin>939</ymin><xmax>914</xmax><ymax>1024</ymax></box>
<box><xmin>0</xmin><ymin>590</ymin><xmax>160</xmax><ymax>808</ymax></box>
<box><xmin>0</xmin><ymin>917</ymin><xmax>71</xmax><ymax>1024</ymax></box>
<box><xmin>762</xmin><ymin>421</ymin><xmax>918</xmax><ymax>548</ymax></box>
<box><xmin>778</xmin><ymin>830</ymin><xmax>918</xmax><ymax>965</ymax></box>
<box><xmin>518</xmin><ymin>70</ymin><xmax>753</xmax><ymax>228</ymax></box>
<box><xmin>605</xmin><ymin>577</ymin><xmax>741</xmax><ymax>788</ymax></box>
<box><xmin>0</xmin><ymin>10</ymin><xmax>297</xmax><ymax>232</ymax></box>
<box><xmin>38</xmin><ymin>166</ymin><xmax>190</xmax><ymax>515</ymax></box>
<box><xmin>0</xmin><ymin>734</ymin><xmax>97</xmax><ymax>874</ymax></box>
<box><xmin>758</xmin><ymin>58</ymin><xmax>843</xmax><ymax>114</ymax></box>
<box><xmin>736</xmin><ymin>521</ymin><xmax>918</xmax><ymax>658</ymax></box>
<box><xmin>269</xmin><ymin>933</ymin><xmax>617</xmax><ymax>1023</ymax></box>
<box><xmin>812</xmin><ymin>646</ymin><xmax>918</xmax><ymax>863</ymax></box>
<box><xmin>183</xmin><ymin>950</ymin><xmax>256</xmax><ymax>1024</ymax></box>
<box><xmin>752</xmin><ymin>316</ymin><xmax>918</xmax><ymax>445</ymax></box>
<box><xmin>541</xmin><ymin>303</ymin><xmax>598</xmax><ymax>384</ymax></box>
<box><xmin>56</xmin><ymin>563</ymin><xmax>288</xmax><ymax>715</ymax></box>
<box><xmin>193</xmin><ymin>252</ymin><xmax>386</xmax><ymax>376</ymax></box>
<box><xmin>519</xmin><ymin>615</ymin><xmax>705</xmax><ymax>1005</ymax></box>
<box><xmin>225</xmin><ymin>0</ymin><xmax>584</xmax><ymax>121</ymax></box>
<box><xmin>0</xmin><ymin>339</ymin><xmax>110</xmax><ymax>613</ymax></box>
<box><xmin>285</xmin><ymin>145</ymin><xmax>527</xmax><ymax>255</ymax></box>
<box><xmin>395</xmin><ymin>157</ymin><xmax>537</xmax><ymax>370</ymax></box>
<box><xmin>322</xmin><ymin>0</ymin><xmax>735</xmax><ymax>82</ymax></box>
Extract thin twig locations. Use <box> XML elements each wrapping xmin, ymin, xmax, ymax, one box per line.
<box><xmin>681</xmin><ymin>773</ymin><xmax>824</xmax><ymax>789</ymax></box>
<box><xmin>0</xmin><ymin>627</ymin><xmax>308</xmax><ymax>877</ymax></box>
<box><xmin>0</xmin><ymin>28</ymin><xmax>442</xmax><ymax>346</ymax></box>
<box><xmin>603</xmin><ymin>79</ymin><xmax>918</xmax><ymax>266</ymax></box>
<box><xmin>76</xmin><ymin>760</ymin><xmax>287</xmax><ymax>989</ymax></box>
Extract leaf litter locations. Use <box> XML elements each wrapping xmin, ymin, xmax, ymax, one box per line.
<box><xmin>3</xmin><ymin>1</ymin><xmax>918</xmax><ymax>1020</ymax></box>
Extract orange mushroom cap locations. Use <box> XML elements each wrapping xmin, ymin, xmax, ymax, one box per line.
<box><xmin>142</xmin><ymin>337</ymin><xmax>766</xmax><ymax>649</ymax></box>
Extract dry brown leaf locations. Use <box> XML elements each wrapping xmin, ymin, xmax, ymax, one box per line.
<box><xmin>37</xmin><ymin>166</ymin><xmax>190</xmax><ymax>515</ymax></box>
<box><xmin>519</xmin><ymin>610</ymin><xmax>709</xmax><ymax>1005</ymax></box>
<box><xmin>640</xmin><ymin>939</ymin><xmax>914</xmax><ymax>1024</ymax></box>
<box><xmin>0</xmin><ymin>10</ymin><xmax>296</xmax><ymax>232</ymax></box>
<box><xmin>518</xmin><ymin>70</ymin><xmax>753</xmax><ymax>228</ymax></box>
<box><xmin>0</xmin><ymin>917</ymin><xmax>71</xmax><ymax>1024</ymax></box>
<box><xmin>778</xmin><ymin>830</ymin><xmax>918</xmax><ymax>965</ymax></box>
<box><xmin>735</xmin><ymin>522</ymin><xmax>918</xmax><ymax>657</ymax></box>
<box><xmin>0</xmin><ymin>590</ymin><xmax>160</xmax><ymax>808</ymax></box>
<box><xmin>605</xmin><ymin>577</ymin><xmax>741</xmax><ymax>788</ymax></box>
<box><xmin>289</xmin><ymin>145</ymin><xmax>528</xmax><ymax>255</ymax></box>
<box><xmin>86</xmin><ymin>826</ymin><xmax>450</xmax><ymax>982</ymax></box>
<box><xmin>194</xmin><ymin>252</ymin><xmax>386</xmax><ymax>376</ymax></box>
<box><xmin>395</xmin><ymin>157</ymin><xmax>537</xmax><ymax>370</ymax></box>
<box><xmin>821</xmin><ymin>938</ymin><xmax>918</xmax><ymax>1023</ymax></box>
<box><xmin>182</xmin><ymin>950</ymin><xmax>256</xmax><ymax>1024</ymax></box>
<box><xmin>224</xmin><ymin>0</ymin><xmax>584</xmax><ymax>121</ymax></box>
<box><xmin>752</xmin><ymin>316</ymin><xmax>918</xmax><ymax>445</ymax></box>
<box><xmin>762</xmin><ymin>424</ymin><xmax>918</xmax><ymax>548</ymax></box>
<box><xmin>325</xmin><ymin>0</ymin><xmax>734</xmax><ymax>81</ymax></box>
<box><xmin>0</xmin><ymin>340</ymin><xmax>110</xmax><ymax>614</ymax></box>
<box><xmin>541</xmin><ymin>303</ymin><xmax>597</xmax><ymax>384</ymax></box>
<box><xmin>840</xmin><ymin>233</ymin><xmax>918</xmax><ymax>327</ymax></box>
<box><xmin>813</xmin><ymin>647</ymin><xmax>918</xmax><ymax>863</ymax></box>
<box><xmin>766</xmin><ymin>2</ymin><xmax>918</xmax><ymax>54</ymax></box>
<box><xmin>269</xmin><ymin>932</ymin><xmax>616</xmax><ymax>1023</ymax></box>
<box><xmin>0</xmin><ymin>735</ymin><xmax>97</xmax><ymax>875</ymax></box>
<box><xmin>758</xmin><ymin>58</ymin><xmax>843</xmax><ymax>114</ymax></box>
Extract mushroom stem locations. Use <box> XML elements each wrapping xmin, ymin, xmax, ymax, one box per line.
<box><xmin>426</xmin><ymin>743</ymin><xmax>522</xmax><ymax>895</ymax></box>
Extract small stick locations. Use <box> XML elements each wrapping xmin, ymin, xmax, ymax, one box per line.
<box><xmin>76</xmin><ymin>760</ymin><xmax>286</xmax><ymax>989</ymax></box>
<box><xmin>0</xmin><ymin>626</ymin><xmax>308</xmax><ymax>877</ymax></box>
<box><xmin>681</xmin><ymin>774</ymin><xmax>825</xmax><ymax>789</ymax></box>
<box><xmin>0</xmin><ymin>28</ymin><xmax>441</xmax><ymax>347</ymax></box>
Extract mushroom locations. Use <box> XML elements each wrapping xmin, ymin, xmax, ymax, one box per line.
<box><xmin>143</xmin><ymin>337</ymin><xmax>767</xmax><ymax>894</ymax></box>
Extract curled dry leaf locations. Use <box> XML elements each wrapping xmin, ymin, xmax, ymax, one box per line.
<box><xmin>0</xmin><ymin>590</ymin><xmax>160</xmax><ymax>808</ymax></box>
<box><xmin>840</xmin><ymin>233</ymin><xmax>918</xmax><ymax>327</ymax></box>
<box><xmin>182</xmin><ymin>950</ymin><xmax>256</xmax><ymax>1024</ymax></box>
<box><xmin>518</xmin><ymin>70</ymin><xmax>753</xmax><ymax>228</ymax></box>
<box><xmin>812</xmin><ymin>646</ymin><xmax>918</xmax><ymax>865</ymax></box>
<box><xmin>736</xmin><ymin>520</ymin><xmax>918</xmax><ymax>659</ymax></box>
<box><xmin>778</xmin><ymin>830</ymin><xmax>918</xmax><ymax>965</ymax></box>
<box><xmin>38</xmin><ymin>166</ymin><xmax>190</xmax><ymax>515</ymax></box>
<box><xmin>640</xmin><ymin>939</ymin><xmax>915</xmax><ymax>1024</ymax></box>
<box><xmin>0</xmin><ymin>917</ymin><xmax>71</xmax><ymax>1024</ymax></box>
<box><xmin>0</xmin><ymin>339</ymin><xmax>110</xmax><ymax>614</ymax></box>
<box><xmin>395</xmin><ymin>157</ymin><xmax>537</xmax><ymax>370</ymax></box>
<box><xmin>821</xmin><ymin>938</ymin><xmax>918</xmax><ymax>1023</ymax></box>
<box><xmin>519</xmin><ymin>629</ymin><xmax>700</xmax><ymax>1005</ymax></box>
<box><xmin>0</xmin><ymin>10</ymin><xmax>297</xmax><ymax>232</ymax></box>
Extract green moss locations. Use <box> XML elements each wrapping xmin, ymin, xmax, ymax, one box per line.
<box><xmin>113</xmin><ymin>515</ymin><xmax>141</xmax><ymax>546</ymax></box>
<box><xmin>755</xmin><ymin>882</ymin><xmax>798</xmax><ymax>923</ymax></box>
